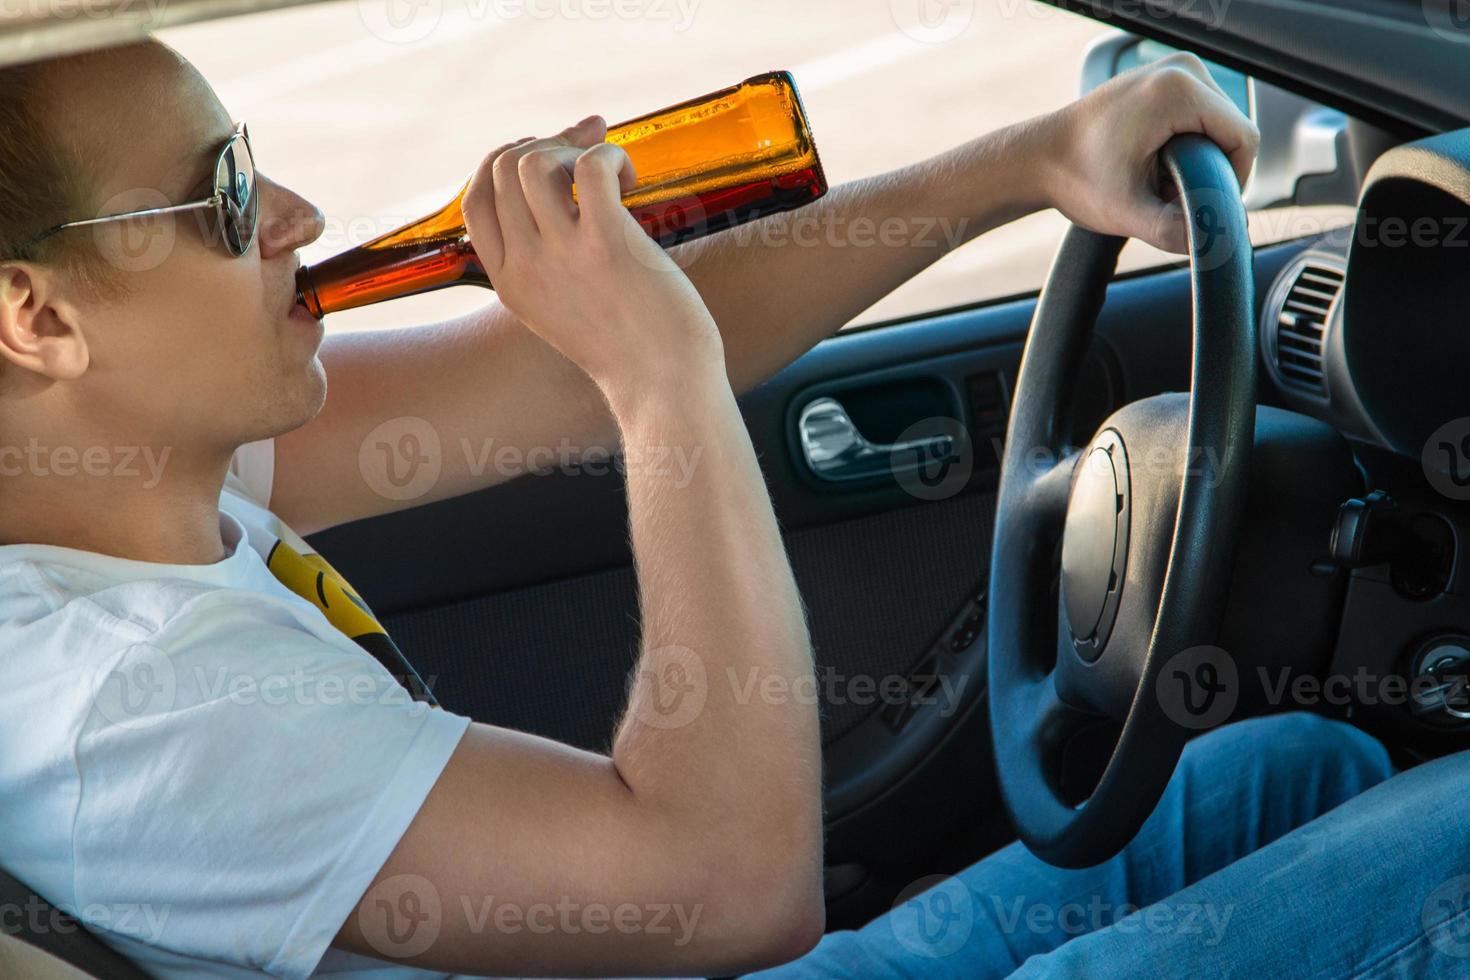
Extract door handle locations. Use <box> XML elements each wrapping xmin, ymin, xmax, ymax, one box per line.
<box><xmin>797</xmin><ymin>397</ymin><xmax>956</xmax><ymax>483</ymax></box>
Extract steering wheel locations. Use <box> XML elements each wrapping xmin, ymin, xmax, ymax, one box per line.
<box><xmin>987</xmin><ymin>134</ymin><xmax>1257</xmax><ymax>869</ymax></box>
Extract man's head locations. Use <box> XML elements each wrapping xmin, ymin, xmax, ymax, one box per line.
<box><xmin>0</xmin><ymin>39</ymin><xmax>327</xmax><ymax>462</ymax></box>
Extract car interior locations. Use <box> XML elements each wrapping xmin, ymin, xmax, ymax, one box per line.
<box><xmin>4</xmin><ymin>0</ymin><xmax>1470</xmax><ymax>976</ymax></box>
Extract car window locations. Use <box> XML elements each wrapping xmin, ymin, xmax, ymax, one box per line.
<box><xmin>161</xmin><ymin>0</ymin><xmax>1353</xmax><ymax>333</ymax></box>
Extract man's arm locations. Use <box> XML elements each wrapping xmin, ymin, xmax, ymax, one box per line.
<box><xmin>269</xmin><ymin>122</ymin><xmax>1042</xmax><ymax>536</ymax></box>
<box><xmin>332</xmin><ymin>134</ymin><xmax>821</xmax><ymax>976</ymax></box>
<box><xmin>271</xmin><ymin>53</ymin><xmax>1257</xmax><ymax>535</ymax></box>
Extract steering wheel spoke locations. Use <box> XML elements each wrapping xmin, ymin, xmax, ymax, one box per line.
<box><xmin>1032</xmin><ymin>666</ymin><xmax>1100</xmax><ymax>751</ymax></box>
<box><xmin>1022</xmin><ymin>448</ymin><xmax>1083</xmax><ymax>523</ymax></box>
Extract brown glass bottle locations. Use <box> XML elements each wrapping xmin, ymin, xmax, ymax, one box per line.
<box><xmin>296</xmin><ymin>70</ymin><xmax>827</xmax><ymax>318</ymax></box>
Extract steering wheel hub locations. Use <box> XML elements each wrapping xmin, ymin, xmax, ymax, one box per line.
<box><xmin>1061</xmin><ymin>430</ymin><xmax>1130</xmax><ymax>661</ymax></box>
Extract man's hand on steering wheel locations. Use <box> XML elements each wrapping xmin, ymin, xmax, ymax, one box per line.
<box><xmin>1038</xmin><ymin>51</ymin><xmax>1261</xmax><ymax>253</ymax></box>
<box><xmin>987</xmin><ymin>60</ymin><xmax>1265</xmax><ymax>868</ymax></box>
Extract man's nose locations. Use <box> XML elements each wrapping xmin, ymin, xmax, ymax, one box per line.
<box><xmin>257</xmin><ymin>176</ymin><xmax>325</xmax><ymax>257</ymax></box>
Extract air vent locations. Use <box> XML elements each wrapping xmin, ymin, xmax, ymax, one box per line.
<box><xmin>1273</xmin><ymin>262</ymin><xmax>1344</xmax><ymax>395</ymax></box>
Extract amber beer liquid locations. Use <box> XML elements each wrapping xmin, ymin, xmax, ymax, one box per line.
<box><xmin>296</xmin><ymin>71</ymin><xmax>827</xmax><ymax>318</ymax></box>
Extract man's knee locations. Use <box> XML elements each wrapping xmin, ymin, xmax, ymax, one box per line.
<box><xmin>1181</xmin><ymin>711</ymin><xmax>1393</xmax><ymax>799</ymax></box>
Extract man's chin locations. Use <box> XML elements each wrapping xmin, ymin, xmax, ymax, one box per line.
<box><xmin>262</xmin><ymin>361</ymin><xmax>328</xmax><ymax>441</ymax></box>
<box><xmin>298</xmin><ymin>358</ymin><xmax>329</xmax><ymax>423</ymax></box>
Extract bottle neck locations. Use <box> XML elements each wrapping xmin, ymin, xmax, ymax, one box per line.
<box><xmin>296</xmin><ymin>235</ymin><xmax>488</xmax><ymax>318</ymax></box>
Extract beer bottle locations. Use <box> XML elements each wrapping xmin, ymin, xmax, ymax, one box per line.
<box><xmin>296</xmin><ymin>70</ymin><xmax>826</xmax><ymax>318</ymax></box>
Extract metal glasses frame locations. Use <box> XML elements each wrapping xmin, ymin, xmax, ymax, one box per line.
<box><xmin>18</xmin><ymin>122</ymin><xmax>256</xmax><ymax>258</ymax></box>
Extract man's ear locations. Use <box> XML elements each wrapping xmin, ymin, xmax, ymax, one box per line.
<box><xmin>0</xmin><ymin>265</ymin><xmax>89</xmax><ymax>381</ymax></box>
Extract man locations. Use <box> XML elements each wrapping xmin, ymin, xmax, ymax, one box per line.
<box><xmin>0</xmin><ymin>34</ymin><xmax>1332</xmax><ymax>980</ymax></box>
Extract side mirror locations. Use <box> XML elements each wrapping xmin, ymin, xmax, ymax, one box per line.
<box><xmin>1079</xmin><ymin>31</ymin><xmax>1360</xmax><ymax>210</ymax></box>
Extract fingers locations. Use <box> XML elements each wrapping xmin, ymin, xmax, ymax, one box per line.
<box><xmin>492</xmin><ymin>136</ymin><xmax>545</xmax><ymax>242</ymax></box>
<box><xmin>462</xmin><ymin>138</ymin><xmax>529</xmax><ymax>271</ymax></box>
<box><xmin>573</xmin><ymin>142</ymin><xmax>638</xmax><ymax>230</ymax></box>
<box><xmin>1145</xmin><ymin>60</ymin><xmax>1261</xmax><ymax>192</ymax></box>
<box><xmin>518</xmin><ymin>145</ymin><xmax>583</xmax><ymax>236</ymax></box>
<box><xmin>1188</xmin><ymin>84</ymin><xmax>1261</xmax><ymax>192</ymax></box>
<box><xmin>1153</xmin><ymin>51</ymin><xmax>1230</xmax><ymax>103</ymax></box>
<box><xmin>490</xmin><ymin>116</ymin><xmax>610</xmax><ymax>242</ymax></box>
<box><xmin>1133</xmin><ymin>65</ymin><xmax>1257</xmax><ymax>254</ymax></box>
<box><xmin>1133</xmin><ymin>93</ymin><xmax>1255</xmax><ymax>254</ymax></box>
<box><xmin>1139</xmin><ymin>198</ymin><xmax>1190</xmax><ymax>254</ymax></box>
<box><xmin>463</xmin><ymin>113</ymin><xmax>641</xmax><ymax>284</ymax></box>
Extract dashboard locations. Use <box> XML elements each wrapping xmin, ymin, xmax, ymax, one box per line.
<box><xmin>1256</xmin><ymin>129</ymin><xmax>1470</xmax><ymax>757</ymax></box>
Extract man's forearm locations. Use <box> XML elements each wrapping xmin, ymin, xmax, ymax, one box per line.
<box><xmin>271</xmin><ymin>119</ymin><xmax>1056</xmax><ymax>533</ymax></box>
<box><xmin>606</xmin><ymin>364</ymin><xmax>823</xmax><ymax>938</ymax></box>
<box><xmin>683</xmin><ymin>115</ymin><xmax>1055</xmax><ymax>391</ymax></box>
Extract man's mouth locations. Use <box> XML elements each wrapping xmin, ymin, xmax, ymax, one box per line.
<box><xmin>289</xmin><ymin>301</ymin><xmax>322</xmax><ymax>325</ymax></box>
<box><xmin>288</xmin><ymin>264</ymin><xmax>321</xmax><ymax>322</ymax></box>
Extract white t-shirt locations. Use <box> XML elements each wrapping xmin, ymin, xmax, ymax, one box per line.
<box><xmin>0</xmin><ymin>439</ymin><xmax>472</xmax><ymax>978</ymax></box>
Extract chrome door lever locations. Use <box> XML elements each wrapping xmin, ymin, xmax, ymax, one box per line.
<box><xmin>797</xmin><ymin>397</ymin><xmax>955</xmax><ymax>483</ymax></box>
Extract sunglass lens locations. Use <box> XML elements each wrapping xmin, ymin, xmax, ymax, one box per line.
<box><xmin>217</xmin><ymin>135</ymin><xmax>258</xmax><ymax>256</ymax></box>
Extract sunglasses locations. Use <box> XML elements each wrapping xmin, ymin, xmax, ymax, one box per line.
<box><xmin>20</xmin><ymin>122</ymin><xmax>258</xmax><ymax>259</ymax></box>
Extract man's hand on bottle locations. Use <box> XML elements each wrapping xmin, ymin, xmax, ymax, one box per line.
<box><xmin>462</xmin><ymin>115</ymin><xmax>725</xmax><ymax>403</ymax></box>
<box><xmin>1031</xmin><ymin>51</ymin><xmax>1262</xmax><ymax>254</ymax></box>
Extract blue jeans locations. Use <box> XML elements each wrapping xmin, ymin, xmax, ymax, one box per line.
<box><xmin>756</xmin><ymin>712</ymin><xmax>1470</xmax><ymax>978</ymax></box>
